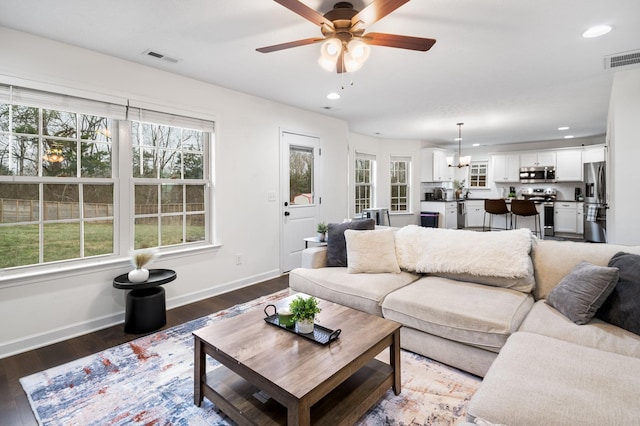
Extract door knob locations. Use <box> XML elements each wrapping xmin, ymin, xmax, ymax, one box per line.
<box><xmin>284</xmin><ymin>211</ymin><xmax>290</xmax><ymax>216</ymax></box>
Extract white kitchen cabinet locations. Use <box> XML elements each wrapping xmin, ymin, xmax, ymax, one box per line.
<box><xmin>421</xmin><ymin>148</ymin><xmax>453</xmax><ymax>182</ymax></box>
<box><xmin>491</xmin><ymin>154</ymin><xmax>520</xmax><ymax>182</ymax></box>
<box><xmin>520</xmin><ymin>152</ymin><xmax>556</xmax><ymax>168</ymax></box>
<box><xmin>554</xmin><ymin>202</ymin><xmax>578</xmax><ymax>233</ymax></box>
<box><xmin>445</xmin><ymin>201</ymin><xmax>458</xmax><ymax>229</ymax></box>
<box><xmin>420</xmin><ymin>201</ymin><xmax>457</xmax><ymax>228</ymax></box>
<box><xmin>555</xmin><ymin>149</ymin><xmax>583</xmax><ymax>181</ymax></box>
<box><xmin>582</xmin><ymin>145</ymin><xmax>606</xmax><ymax>163</ymax></box>
<box><xmin>465</xmin><ymin>200</ymin><xmax>485</xmax><ymax>228</ymax></box>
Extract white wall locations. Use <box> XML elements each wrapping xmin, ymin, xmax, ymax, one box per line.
<box><xmin>0</xmin><ymin>27</ymin><xmax>349</xmax><ymax>357</ymax></box>
<box><xmin>607</xmin><ymin>68</ymin><xmax>640</xmax><ymax>245</ymax></box>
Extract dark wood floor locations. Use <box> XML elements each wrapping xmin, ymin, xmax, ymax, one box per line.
<box><xmin>0</xmin><ymin>275</ymin><xmax>289</xmax><ymax>426</ymax></box>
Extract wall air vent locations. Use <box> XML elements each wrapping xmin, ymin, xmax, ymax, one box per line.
<box><xmin>604</xmin><ymin>49</ymin><xmax>640</xmax><ymax>70</ymax></box>
<box><xmin>141</xmin><ymin>49</ymin><xmax>182</xmax><ymax>64</ymax></box>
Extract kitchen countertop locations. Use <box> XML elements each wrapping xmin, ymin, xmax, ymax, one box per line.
<box><xmin>422</xmin><ymin>198</ymin><xmax>582</xmax><ymax>203</ymax></box>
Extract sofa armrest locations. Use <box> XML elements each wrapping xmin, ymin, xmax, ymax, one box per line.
<box><xmin>301</xmin><ymin>247</ymin><xmax>327</xmax><ymax>269</ymax></box>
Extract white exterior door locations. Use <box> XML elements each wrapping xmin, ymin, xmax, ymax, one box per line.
<box><xmin>280</xmin><ymin>131</ymin><xmax>321</xmax><ymax>272</ymax></box>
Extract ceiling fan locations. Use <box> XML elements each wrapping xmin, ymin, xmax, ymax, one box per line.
<box><xmin>256</xmin><ymin>0</ymin><xmax>436</xmax><ymax>73</ymax></box>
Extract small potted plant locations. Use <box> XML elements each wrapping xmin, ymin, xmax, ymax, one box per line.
<box><xmin>289</xmin><ymin>295</ymin><xmax>321</xmax><ymax>334</ymax></box>
<box><xmin>316</xmin><ymin>222</ymin><xmax>328</xmax><ymax>242</ymax></box>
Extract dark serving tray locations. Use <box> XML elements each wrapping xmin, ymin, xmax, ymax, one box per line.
<box><xmin>263</xmin><ymin>304</ymin><xmax>341</xmax><ymax>345</ymax></box>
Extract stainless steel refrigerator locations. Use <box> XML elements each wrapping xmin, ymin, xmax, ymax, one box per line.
<box><xmin>583</xmin><ymin>161</ymin><xmax>607</xmax><ymax>243</ymax></box>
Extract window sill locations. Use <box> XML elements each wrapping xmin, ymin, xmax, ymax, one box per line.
<box><xmin>0</xmin><ymin>243</ymin><xmax>222</xmax><ymax>289</ymax></box>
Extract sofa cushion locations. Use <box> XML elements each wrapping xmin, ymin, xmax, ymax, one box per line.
<box><xmin>545</xmin><ymin>261</ymin><xmax>619</xmax><ymax>325</ymax></box>
<box><xmin>288</xmin><ymin>267</ymin><xmax>419</xmax><ymax>316</ymax></box>
<box><xmin>395</xmin><ymin>226</ymin><xmax>535</xmax><ymax>293</ymax></box>
<box><xmin>381</xmin><ymin>276</ymin><xmax>534</xmax><ymax>352</ymax></box>
<box><xmin>596</xmin><ymin>252</ymin><xmax>640</xmax><ymax>336</ymax></box>
<box><xmin>344</xmin><ymin>228</ymin><xmax>400</xmax><ymax>274</ymax></box>
<box><xmin>467</xmin><ymin>332</ymin><xmax>640</xmax><ymax>425</ymax></box>
<box><xmin>325</xmin><ymin>219</ymin><xmax>375</xmax><ymax>267</ymax></box>
<box><xmin>531</xmin><ymin>239</ymin><xmax>640</xmax><ymax>300</ymax></box>
<box><xmin>519</xmin><ymin>300</ymin><xmax>640</xmax><ymax>358</ymax></box>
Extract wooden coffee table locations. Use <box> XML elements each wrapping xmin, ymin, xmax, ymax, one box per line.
<box><xmin>193</xmin><ymin>293</ymin><xmax>401</xmax><ymax>425</ymax></box>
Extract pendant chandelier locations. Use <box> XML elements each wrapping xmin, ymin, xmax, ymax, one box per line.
<box><xmin>447</xmin><ymin>122</ymin><xmax>471</xmax><ymax>168</ymax></box>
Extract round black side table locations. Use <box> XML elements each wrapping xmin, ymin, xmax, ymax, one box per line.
<box><xmin>113</xmin><ymin>269</ymin><xmax>177</xmax><ymax>334</ymax></box>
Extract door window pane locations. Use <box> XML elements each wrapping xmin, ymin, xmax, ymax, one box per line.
<box><xmin>289</xmin><ymin>145</ymin><xmax>313</xmax><ymax>205</ymax></box>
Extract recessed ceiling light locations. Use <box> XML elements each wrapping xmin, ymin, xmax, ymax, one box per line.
<box><xmin>326</xmin><ymin>92</ymin><xmax>340</xmax><ymax>100</ymax></box>
<box><xmin>558</xmin><ymin>126</ymin><xmax>570</xmax><ymax>131</ymax></box>
<box><xmin>472</xmin><ymin>143</ymin><xmax>480</xmax><ymax>147</ymax></box>
<box><xmin>564</xmin><ymin>135</ymin><xmax>575</xmax><ymax>139</ymax></box>
<box><xmin>582</xmin><ymin>25</ymin><xmax>612</xmax><ymax>38</ymax></box>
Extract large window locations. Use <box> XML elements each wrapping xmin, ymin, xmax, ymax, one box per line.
<box><xmin>355</xmin><ymin>152</ymin><xmax>375</xmax><ymax>215</ymax></box>
<box><xmin>131</xmin><ymin>120</ymin><xmax>208</xmax><ymax>249</ymax></box>
<box><xmin>0</xmin><ymin>84</ymin><xmax>214</xmax><ymax>271</ymax></box>
<box><xmin>390</xmin><ymin>156</ymin><xmax>410</xmax><ymax>212</ymax></box>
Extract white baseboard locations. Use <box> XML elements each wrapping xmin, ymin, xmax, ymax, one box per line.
<box><xmin>167</xmin><ymin>269</ymin><xmax>282</xmax><ymax>309</ymax></box>
<box><xmin>0</xmin><ymin>269</ymin><xmax>282</xmax><ymax>360</ymax></box>
<box><xmin>0</xmin><ymin>313</ymin><xmax>124</xmax><ymax>360</ymax></box>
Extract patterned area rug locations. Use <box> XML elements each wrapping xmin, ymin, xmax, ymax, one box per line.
<box><xmin>20</xmin><ymin>290</ymin><xmax>480</xmax><ymax>425</ymax></box>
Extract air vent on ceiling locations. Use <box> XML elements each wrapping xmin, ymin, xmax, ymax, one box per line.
<box><xmin>604</xmin><ymin>49</ymin><xmax>640</xmax><ymax>70</ymax></box>
<box><xmin>141</xmin><ymin>49</ymin><xmax>182</xmax><ymax>64</ymax></box>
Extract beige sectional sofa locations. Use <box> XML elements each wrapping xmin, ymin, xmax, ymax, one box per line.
<box><xmin>289</xmin><ymin>225</ymin><xmax>640</xmax><ymax>425</ymax></box>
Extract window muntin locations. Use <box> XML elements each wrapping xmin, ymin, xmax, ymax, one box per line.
<box><xmin>131</xmin><ymin>120</ymin><xmax>208</xmax><ymax>250</ymax></box>
<box><xmin>355</xmin><ymin>153</ymin><xmax>375</xmax><ymax>215</ymax></box>
<box><xmin>390</xmin><ymin>156</ymin><xmax>410</xmax><ymax>212</ymax></box>
<box><xmin>469</xmin><ymin>161</ymin><xmax>488</xmax><ymax>188</ymax></box>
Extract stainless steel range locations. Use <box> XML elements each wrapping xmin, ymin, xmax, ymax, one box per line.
<box><xmin>521</xmin><ymin>188</ymin><xmax>556</xmax><ymax>237</ymax></box>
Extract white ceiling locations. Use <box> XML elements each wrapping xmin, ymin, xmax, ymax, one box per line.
<box><xmin>1</xmin><ymin>0</ymin><xmax>639</xmax><ymax>149</ymax></box>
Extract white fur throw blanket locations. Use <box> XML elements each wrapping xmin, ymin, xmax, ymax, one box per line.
<box><xmin>395</xmin><ymin>226</ymin><xmax>534</xmax><ymax>279</ymax></box>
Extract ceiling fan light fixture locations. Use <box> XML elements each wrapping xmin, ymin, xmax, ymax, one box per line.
<box><xmin>43</xmin><ymin>143</ymin><xmax>65</xmax><ymax>163</ymax></box>
<box><xmin>319</xmin><ymin>38</ymin><xmax>342</xmax><ymax>72</ymax></box>
<box><xmin>318</xmin><ymin>55</ymin><xmax>337</xmax><ymax>72</ymax></box>
<box><xmin>321</xmin><ymin>38</ymin><xmax>342</xmax><ymax>59</ymax></box>
<box><xmin>343</xmin><ymin>39</ymin><xmax>370</xmax><ymax>72</ymax></box>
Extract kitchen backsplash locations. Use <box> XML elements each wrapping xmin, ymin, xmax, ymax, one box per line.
<box><xmin>421</xmin><ymin>182</ymin><xmax>585</xmax><ymax>201</ymax></box>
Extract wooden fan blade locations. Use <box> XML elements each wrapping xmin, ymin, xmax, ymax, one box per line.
<box><xmin>351</xmin><ymin>0</ymin><xmax>409</xmax><ymax>27</ymax></box>
<box><xmin>362</xmin><ymin>32</ymin><xmax>436</xmax><ymax>51</ymax></box>
<box><xmin>274</xmin><ymin>0</ymin><xmax>334</xmax><ymax>27</ymax></box>
<box><xmin>256</xmin><ymin>37</ymin><xmax>325</xmax><ymax>53</ymax></box>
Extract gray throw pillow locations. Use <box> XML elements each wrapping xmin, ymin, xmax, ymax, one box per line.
<box><xmin>326</xmin><ymin>219</ymin><xmax>375</xmax><ymax>267</ymax></box>
<box><xmin>545</xmin><ymin>261</ymin><xmax>619</xmax><ymax>325</ymax></box>
<box><xmin>596</xmin><ymin>252</ymin><xmax>640</xmax><ymax>336</ymax></box>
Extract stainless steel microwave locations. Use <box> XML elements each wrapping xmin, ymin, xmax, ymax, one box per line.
<box><xmin>519</xmin><ymin>166</ymin><xmax>556</xmax><ymax>183</ymax></box>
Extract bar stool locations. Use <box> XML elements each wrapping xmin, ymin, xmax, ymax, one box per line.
<box><xmin>483</xmin><ymin>199</ymin><xmax>511</xmax><ymax>231</ymax></box>
<box><xmin>510</xmin><ymin>200</ymin><xmax>541</xmax><ymax>237</ymax></box>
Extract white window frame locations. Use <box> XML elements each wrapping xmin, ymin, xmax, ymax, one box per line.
<box><xmin>0</xmin><ymin>84</ymin><xmax>215</xmax><ymax>275</ymax></box>
<box><xmin>390</xmin><ymin>155</ymin><xmax>411</xmax><ymax>213</ymax></box>
<box><xmin>469</xmin><ymin>160</ymin><xmax>489</xmax><ymax>188</ymax></box>
<box><xmin>355</xmin><ymin>152</ymin><xmax>375</xmax><ymax>215</ymax></box>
